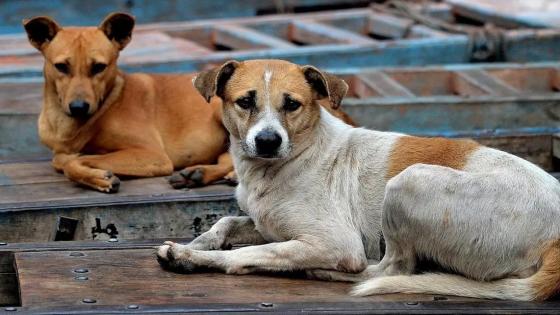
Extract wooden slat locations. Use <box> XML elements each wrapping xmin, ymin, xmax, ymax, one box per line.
<box><xmin>454</xmin><ymin>69</ymin><xmax>520</xmax><ymax>96</ymax></box>
<box><xmin>368</xmin><ymin>12</ymin><xmax>414</xmax><ymax>39</ymax></box>
<box><xmin>213</xmin><ymin>24</ymin><xmax>296</xmax><ymax>50</ymax></box>
<box><xmin>14</xmin><ymin>248</ymin><xmax>471</xmax><ymax>308</ymax></box>
<box><xmin>290</xmin><ymin>20</ymin><xmax>376</xmax><ymax>45</ymax></box>
<box><xmin>356</xmin><ymin>72</ymin><xmax>415</xmax><ymax>97</ymax></box>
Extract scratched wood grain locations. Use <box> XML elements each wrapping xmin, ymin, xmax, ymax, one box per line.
<box><xmin>14</xmin><ymin>248</ymin><xmax>473</xmax><ymax>308</ymax></box>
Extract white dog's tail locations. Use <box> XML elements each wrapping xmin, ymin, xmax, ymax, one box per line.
<box><xmin>351</xmin><ymin>240</ymin><xmax>560</xmax><ymax>301</ymax></box>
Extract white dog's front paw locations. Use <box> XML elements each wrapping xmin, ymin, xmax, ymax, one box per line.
<box><xmin>156</xmin><ymin>241</ymin><xmax>201</xmax><ymax>273</ymax></box>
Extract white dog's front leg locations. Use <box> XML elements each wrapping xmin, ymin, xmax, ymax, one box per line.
<box><xmin>158</xmin><ymin>238</ymin><xmax>364</xmax><ymax>275</ymax></box>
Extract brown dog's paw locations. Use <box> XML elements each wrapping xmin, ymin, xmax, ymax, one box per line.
<box><xmin>168</xmin><ymin>168</ymin><xmax>205</xmax><ymax>189</ymax></box>
<box><xmin>223</xmin><ymin>171</ymin><xmax>238</xmax><ymax>186</ymax></box>
<box><xmin>156</xmin><ymin>242</ymin><xmax>202</xmax><ymax>273</ymax></box>
<box><xmin>93</xmin><ymin>171</ymin><xmax>120</xmax><ymax>193</ymax></box>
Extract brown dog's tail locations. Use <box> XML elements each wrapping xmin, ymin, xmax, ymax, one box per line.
<box><xmin>351</xmin><ymin>240</ymin><xmax>560</xmax><ymax>301</ymax></box>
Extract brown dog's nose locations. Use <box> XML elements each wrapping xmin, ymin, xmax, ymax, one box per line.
<box><xmin>69</xmin><ymin>100</ymin><xmax>90</xmax><ymax>118</ymax></box>
<box><xmin>255</xmin><ymin>130</ymin><xmax>282</xmax><ymax>157</ymax></box>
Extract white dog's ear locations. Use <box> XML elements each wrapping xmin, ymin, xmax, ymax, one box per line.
<box><xmin>301</xmin><ymin>65</ymin><xmax>348</xmax><ymax>109</ymax></box>
<box><xmin>23</xmin><ymin>16</ymin><xmax>61</xmax><ymax>51</ymax></box>
<box><xmin>193</xmin><ymin>60</ymin><xmax>239</xmax><ymax>103</ymax></box>
<box><xmin>99</xmin><ymin>12</ymin><xmax>135</xmax><ymax>50</ymax></box>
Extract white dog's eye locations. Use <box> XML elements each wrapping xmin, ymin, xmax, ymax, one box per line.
<box><xmin>283</xmin><ymin>95</ymin><xmax>301</xmax><ymax>112</ymax></box>
<box><xmin>235</xmin><ymin>91</ymin><xmax>256</xmax><ymax>110</ymax></box>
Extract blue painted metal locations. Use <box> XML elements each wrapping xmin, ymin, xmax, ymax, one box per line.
<box><xmin>0</xmin><ymin>0</ymin><xmax>369</xmax><ymax>34</ymax></box>
<box><xmin>2</xmin><ymin>8</ymin><xmax>560</xmax><ymax>80</ymax></box>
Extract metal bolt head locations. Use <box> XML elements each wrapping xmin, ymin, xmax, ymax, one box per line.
<box><xmin>406</xmin><ymin>301</ymin><xmax>419</xmax><ymax>306</ymax></box>
<box><xmin>108</xmin><ymin>238</ymin><xmax>118</xmax><ymax>243</ymax></box>
<box><xmin>127</xmin><ymin>304</ymin><xmax>139</xmax><ymax>309</ymax></box>
<box><xmin>260</xmin><ymin>302</ymin><xmax>273</xmax><ymax>308</ymax></box>
<box><xmin>74</xmin><ymin>268</ymin><xmax>89</xmax><ymax>273</ymax></box>
<box><xmin>75</xmin><ymin>276</ymin><xmax>89</xmax><ymax>281</ymax></box>
<box><xmin>82</xmin><ymin>298</ymin><xmax>97</xmax><ymax>304</ymax></box>
<box><xmin>4</xmin><ymin>307</ymin><xmax>17</xmax><ymax>311</ymax></box>
<box><xmin>69</xmin><ymin>252</ymin><xmax>85</xmax><ymax>257</ymax></box>
<box><xmin>0</xmin><ymin>242</ymin><xmax>7</xmax><ymax>246</ymax></box>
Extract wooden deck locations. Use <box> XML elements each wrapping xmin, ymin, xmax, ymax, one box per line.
<box><xmin>2</xmin><ymin>240</ymin><xmax>560</xmax><ymax>313</ymax></box>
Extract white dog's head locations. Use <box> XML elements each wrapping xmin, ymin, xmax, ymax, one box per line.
<box><xmin>194</xmin><ymin>59</ymin><xmax>348</xmax><ymax>160</ymax></box>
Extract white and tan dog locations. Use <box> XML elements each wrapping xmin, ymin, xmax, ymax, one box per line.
<box><xmin>157</xmin><ymin>59</ymin><xmax>560</xmax><ymax>301</ymax></box>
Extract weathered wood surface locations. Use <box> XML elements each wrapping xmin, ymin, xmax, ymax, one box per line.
<box><xmin>1</xmin><ymin>246</ymin><xmax>558</xmax><ymax>313</ymax></box>
<box><xmin>2</xmin><ymin>62</ymin><xmax>560</xmax><ymax>161</ymax></box>
<box><xmin>12</xmin><ymin>248</ymin><xmax>469</xmax><ymax>308</ymax></box>
<box><xmin>0</xmin><ymin>161</ymin><xmax>238</xmax><ymax>243</ymax></box>
<box><xmin>3</xmin><ymin>7</ymin><xmax>560</xmax><ymax>80</ymax></box>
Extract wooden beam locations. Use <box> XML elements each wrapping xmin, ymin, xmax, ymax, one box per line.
<box><xmin>455</xmin><ymin>69</ymin><xmax>520</xmax><ymax>96</ymax></box>
<box><xmin>289</xmin><ymin>20</ymin><xmax>376</xmax><ymax>45</ymax></box>
<box><xmin>212</xmin><ymin>24</ymin><xmax>295</xmax><ymax>50</ymax></box>
<box><xmin>356</xmin><ymin>72</ymin><xmax>415</xmax><ymax>97</ymax></box>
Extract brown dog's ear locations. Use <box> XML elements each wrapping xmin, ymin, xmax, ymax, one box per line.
<box><xmin>193</xmin><ymin>60</ymin><xmax>239</xmax><ymax>102</ymax></box>
<box><xmin>301</xmin><ymin>65</ymin><xmax>348</xmax><ymax>109</ymax></box>
<box><xmin>99</xmin><ymin>13</ymin><xmax>135</xmax><ymax>50</ymax></box>
<box><xmin>23</xmin><ymin>16</ymin><xmax>61</xmax><ymax>51</ymax></box>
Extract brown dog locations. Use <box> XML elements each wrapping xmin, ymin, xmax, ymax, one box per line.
<box><xmin>24</xmin><ymin>13</ymin><xmax>235</xmax><ymax>192</ymax></box>
<box><xmin>24</xmin><ymin>13</ymin><xmax>355</xmax><ymax>193</ymax></box>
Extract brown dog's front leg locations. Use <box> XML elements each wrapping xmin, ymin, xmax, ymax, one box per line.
<box><xmin>63</xmin><ymin>149</ymin><xmax>173</xmax><ymax>193</ymax></box>
<box><xmin>169</xmin><ymin>152</ymin><xmax>235</xmax><ymax>188</ymax></box>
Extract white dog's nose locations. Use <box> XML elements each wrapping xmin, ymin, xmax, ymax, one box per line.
<box><xmin>255</xmin><ymin>130</ymin><xmax>282</xmax><ymax>157</ymax></box>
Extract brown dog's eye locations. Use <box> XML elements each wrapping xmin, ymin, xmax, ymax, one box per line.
<box><xmin>235</xmin><ymin>91</ymin><xmax>256</xmax><ymax>110</ymax></box>
<box><xmin>54</xmin><ymin>63</ymin><xmax>69</xmax><ymax>75</ymax></box>
<box><xmin>91</xmin><ymin>63</ymin><xmax>107</xmax><ymax>76</ymax></box>
<box><xmin>283</xmin><ymin>95</ymin><xmax>301</xmax><ymax>112</ymax></box>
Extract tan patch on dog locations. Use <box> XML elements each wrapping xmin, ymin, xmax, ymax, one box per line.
<box><xmin>531</xmin><ymin>239</ymin><xmax>560</xmax><ymax>301</ymax></box>
<box><xmin>386</xmin><ymin>136</ymin><xmax>480</xmax><ymax>179</ymax></box>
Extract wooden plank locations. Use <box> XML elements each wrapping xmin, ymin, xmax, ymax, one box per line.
<box><xmin>14</xmin><ymin>248</ymin><xmax>472</xmax><ymax>308</ymax></box>
<box><xmin>356</xmin><ymin>72</ymin><xmax>415</xmax><ymax>97</ymax></box>
<box><xmin>368</xmin><ymin>12</ymin><xmax>414</xmax><ymax>39</ymax></box>
<box><xmin>212</xmin><ymin>24</ymin><xmax>295</xmax><ymax>50</ymax></box>
<box><xmin>455</xmin><ymin>69</ymin><xmax>520</xmax><ymax>96</ymax></box>
<box><xmin>289</xmin><ymin>20</ymin><xmax>376</xmax><ymax>45</ymax></box>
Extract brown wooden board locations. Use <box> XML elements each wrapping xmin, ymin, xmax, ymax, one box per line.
<box><xmin>3</xmin><ymin>246</ymin><xmax>559</xmax><ymax>313</ymax></box>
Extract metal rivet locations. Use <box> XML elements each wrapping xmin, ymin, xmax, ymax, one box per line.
<box><xmin>433</xmin><ymin>296</ymin><xmax>448</xmax><ymax>301</ymax></box>
<box><xmin>74</xmin><ymin>268</ymin><xmax>89</xmax><ymax>273</ymax></box>
<box><xmin>127</xmin><ymin>305</ymin><xmax>139</xmax><ymax>309</ymax></box>
<box><xmin>4</xmin><ymin>307</ymin><xmax>17</xmax><ymax>311</ymax></box>
<box><xmin>69</xmin><ymin>252</ymin><xmax>85</xmax><ymax>257</ymax></box>
<box><xmin>108</xmin><ymin>238</ymin><xmax>118</xmax><ymax>243</ymax></box>
<box><xmin>406</xmin><ymin>301</ymin><xmax>419</xmax><ymax>306</ymax></box>
<box><xmin>260</xmin><ymin>302</ymin><xmax>273</xmax><ymax>308</ymax></box>
<box><xmin>82</xmin><ymin>298</ymin><xmax>97</xmax><ymax>304</ymax></box>
<box><xmin>0</xmin><ymin>242</ymin><xmax>7</xmax><ymax>246</ymax></box>
<box><xmin>75</xmin><ymin>276</ymin><xmax>89</xmax><ymax>281</ymax></box>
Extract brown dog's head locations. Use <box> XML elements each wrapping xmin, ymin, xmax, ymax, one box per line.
<box><xmin>23</xmin><ymin>13</ymin><xmax>134</xmax><ymax>119</ymax></box>
<box><xmin>194</xmin><ymin>59</ymin><xmax>348</xmax><ymax>160</ymax></box>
